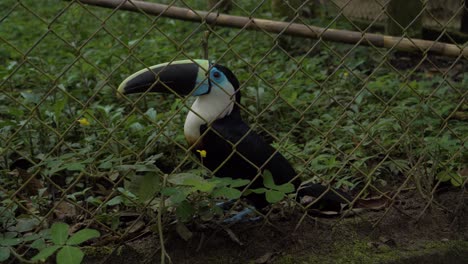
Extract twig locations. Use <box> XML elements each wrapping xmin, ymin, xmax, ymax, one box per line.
<box><xmin>202</xmin><ymin>30</ymin><xmax>211</xmax><ymax>60</ymax></box>
<box><xmin>9</xmin><ymin>247</ymin><xmax>35</xmax><ymax>264</ymax></box>
<box><xmin>157</xmin><ymin>174</ymin><xmax>171</xmax><ymax>264</ymax></box>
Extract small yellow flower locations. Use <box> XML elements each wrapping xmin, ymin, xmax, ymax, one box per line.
<box><xmin>343</xmin><ymin>71</ymin><xmax>349</xmax><ymax>78</ymax></box>
<box><xmin>77</xmin><ymin>117</ymin><xmax>90</xmax><ymax>126</ymax></box>
<box><xmin>196</xmin><ymin>149</ymin><xmax>207</xmax><ymax>158</ymax></box>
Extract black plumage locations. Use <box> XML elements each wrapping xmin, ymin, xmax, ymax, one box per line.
<box><xmin>192</xmin><ymin>65</ymin><xmax>351</xmax><ymax>211</ymax></box>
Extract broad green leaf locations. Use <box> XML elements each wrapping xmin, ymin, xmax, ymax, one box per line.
<box><xmin>31</xmin><ymin>245</ymin><xmax>61</xmax><ymax>262</ymax></box>
<box><xmin>228</xmin><ymin>179</ymin><xmax>250</xmax><ymax>188</ymax></box>
<box><xmin>64</xmin><ymin>162</ymin><xmax>85</xmax><ymax>171</ymax></box>
<box><xmin>56</xmin><ymin>246</ymin><xmax>84</xmax><ymax>264</ymax></box>
<box><xmin>2</xmin><ymin>232</ymin><xmax>17</xmax><ymax>239</ymax></box>
<box><xmin>20</xmin><ymin>92</ymin><xmax>40</xmax><ymax>104</ymax></box>
<box><xmin>188</xmin><ymin>180</ymin><xmax>216</xmax><ymax>193</ymax></box>
<box><xmin>249</xmin><ymin>188</ymin><xmax>267</xmax><ymax>194</ymax></box>
<box><xmin>265</xmin><ymin>190</ymin><xmax>285</xmax><ymax>204</ymax></box>
<box><xmin>0</xmin><ymin>238</ymin><xmax>22</xmax><ymax>246</ymax></box>
<box><xmin>199</xmin><ymin>207</ymin><xmax>215</xmax><ymax>221</ymax></box>
<box><xmin>450</xmin><ymin>173</ymin><xmax>463</xmax><ymax>187</ymax></box>
<box><xmin>0</xmin><ymin>247</ymin><xmax>9</xmax><ymax>262</ymax></box>
<box><xmin>212</xmin><ymin>187</ymin><xmax>242</xmax><ymax>199</ymax></box>
<box><xmin>209</xmin><ymin>177</ymin><xmax>249</xmax><ymax>188</ymax></box>
<box><xmin>169</xmin><ymin>190</ymin><xmax>190</xmax><ymax>204</ymax></box>
<box><xmin>168</xmin><ymin>173</ymin><xmax>203</xmax><ymax>185</ymax></box>
<box><xmin>262</xmin><ymin>171</ymin><xmax>294</xmax><ymax>193</ymax></box>
<box><xmin>125</xmin><ymin>172</ymin><xmax>161</xmax><ymax>201</ymax></box>
<box><xmin>145</xmin><ymin>108</ymin><xmax>157</xmax><ymax>121</ymax></box>
<box><xmin>105</xmin><ymin>196</ymin><xmax>122</xmax><ymax>206</ymax></box>
<box><xmin>273</xmin><ymin>182</ymin><xmax>295</xmax><ymax>193</ymax></box>
<box><xmin>161</xmin><ymin>187</ymin><xmax>178</xmax><ymax>196</ymax></box>
<box><xmin>30</xmin><ymin>238</ymin><xmax>46</xmax><ymax>250</ymax></box>
<box><xmin>51</xmin><ymin>222</ymin><xmax>69</xmax><ymax>245</ymax></box>
<box><xmin>13</xmin><ymin>217</ymin><xmax>40</xmax><ymax>232</ymax></box>
<box><xmin>22</xmin><ymin>233</ymin><xmax>42</xmax><ymax>242</ymax></box>
<box><xmin>262</xmin><ymin>170</ymin><xmax>276</xmax><ymax>189</ymax></box>
<box><xmin>176</xmin><ymin>201</ymin><xmax>195</xmax><ymax>222</ymax></box>
<box><xmin>66</xmin><ymin>229</ymin><xmax>100</xmax><ymax>245</ymax></box>
<box><xmin>117</xmin><ymin>187</ymin><xmax>137</xmax><ymax>199</ymax></box>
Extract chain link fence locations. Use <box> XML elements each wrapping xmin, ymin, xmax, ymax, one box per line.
<box><xmin>1</xmin><ymin>0</ymin><xmax>467</xmax><ymax>263</ymax></box>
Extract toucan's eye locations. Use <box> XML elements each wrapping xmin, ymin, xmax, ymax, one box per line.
<box><xmin>213</xmin><ymin>71</ymin><xmax>221</xmax><ymax>78</ymax></box>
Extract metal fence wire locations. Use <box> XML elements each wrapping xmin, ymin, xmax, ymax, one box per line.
<box><xmin>1</xmin><ymin>0</ymin><xmax>467</xmax><ymax>263</ymax></box>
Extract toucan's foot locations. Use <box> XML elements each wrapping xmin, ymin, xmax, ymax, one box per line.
<box><xmin>216</xmin><ymin>200</ymin><xmax>261</xmax><ymax>223</ymax></box>
<box><xmin>222</xmin><ymin>207</ymin><xmax>261</xmax><ymax>223</ymax></box>
<box><xmin>216</xmin><ymin>200</ymin><xmax>236</xmax><ymax>210</ymax></box>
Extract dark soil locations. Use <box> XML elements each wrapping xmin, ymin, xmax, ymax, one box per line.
<box><xmin>84</xmin><ymin>188</ymin><xmax>467</xmax><ymax>264</ymax></box>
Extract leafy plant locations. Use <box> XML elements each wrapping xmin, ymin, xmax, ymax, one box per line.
<box><xmin>31</xmin><ymin>222</ymin><xmax>100</xmax><ymax>264</ymax></box>
<box><xmin>162</xmin><ymin>172</ymin><xmax>250</xmax><ymax>222</ymax></box>
<box><xmin>246</xmin><ymin>170</ymin><xmax>295</xmax><ymax>203</ymax></box>
<box><xmin>0</xmin><ymin>232</ymin><xmax>22</xmax><ymax>262</ymax></box>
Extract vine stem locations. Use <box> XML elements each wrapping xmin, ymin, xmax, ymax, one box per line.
<box><xmin>158</xmin><ymin>174</ymin><xmax>171</xmax><ymax>264</ymax></box>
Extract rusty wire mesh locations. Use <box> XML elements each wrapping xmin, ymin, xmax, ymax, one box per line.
<box><xmin>1</xmin><ymin>0</ymin><xmax>467</xmax><ymax>263</ymax></box>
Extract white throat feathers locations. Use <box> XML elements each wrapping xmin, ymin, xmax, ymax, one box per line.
<box><xmin>184</xmin><ymin>81</ymin><xmax>235</xmax><ymax>146</ymax></box>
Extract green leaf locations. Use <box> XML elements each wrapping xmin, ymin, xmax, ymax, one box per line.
<box><xmin>145</xmin><ymin>108</ymin><xmax>157</xmax><ymax>121</ymax></box>
<box><xmin>161</xmin><ymin>187</ymin><xmax>178</xmax><ymax>196</ymax></box>
<box><xmin>66</xmin><ymin>229</ymin><xmax>100</xmax><ymax>246</ymax></box>
<box><xmin>168</xmin><ymin>189</ymin><xmax>190</xmax><ymax>204</ymax></box>
<box><xmin>30</xmin><ymin>238</ymin><xmax>46</xmax><ymax>250</ymax></box>
<box><xmin>249</xmin><ymin>188</ymin><xmax>267</xmax><ymax>194</ymax></box>
<box><xmin>64</xmin><ymin>162</ymin><xmax>85</xmax><ymax>171</ymax></box>
<box><xmin>176</xmin><ymin>201</ymin><xmax>195</xmax><ymax>222</ymax></box>
<box><xmin>2</xmin><ymin>232</ymin><xmax>17</xmax><ymax>239</ymax></box>
<box><xmin>209</xmin><ymin>177</ymin><xmax>250</xmax><ymax>188</ymax></box>
<box><xmin>168</xmin><ymin>173</ymin><xmax>203</xmax><ymax>185</ymax></box>
<box><xmin>436</xmin><ymin>171</ymin><xmax>451</xmax><ymax>182</ymax></box>
<box><xmin>228</xmin><ymin>178</ymin><xmax>250</xmax><ymax>188</ymax></box>
<box><xmin>265</xmin><ymin>190</ymin><xmax>285</xmax><ymax>204</ymax></box>
<box><xmin>31</xmin><ymin>245</ymin><xmax>61</xmax><ymax>262</ymax></box>
<box><xmin>450</xmin><ymin>173</ymin><xmax>463</xmax><ymax>187</ymax></box>
<box><xmin>212</xmin><ymin>187</ymin><xmax>241</xmax><ymax>200</ymax></box>
<box><xmin>13</xmin><ymin>217</ymin><xmax>40</xmax><ymax>232</ymax></box>
<box><xmin>20</xmin><ymin>91</ymin><xmax>40</xmax><ymax>104</ymax></box>
<box><xmin>0</xmin><ymin>247</ymin><xmax>10</xmax><ymax>262</ymax></box>
<box><xmin>273</xmin><ymin>182</ymin><xmax>295</xmax><ymax>193</ymax></box>
<box><xmin>125</xmin><ymin>172</ymin><xmax>161</xmax><ymax>201</ymax></box>
<box><xmin>0</xmin><ymin>238</ymin><xmax>22</xmax><ymax>246</ymax></box>
<box><xmin>188</xmin><ymin>180</ymin><xmax>216</xmax><ymax>193</ymax></box>
<box><xmin>261</xmin><ymin>170</ymin><xmax>294</xmax><ymax>193</ymax></box>
<box><xmin>437</xmin><ymin>171</ymin><xmax>462</xmax><ymax>186</ymax></box>
<box><xmin>262</xmin><ymin>170</ymin><xmax>276</xmax><ymax>189</ymax></box>
<box><xmin>56</xmin><ymin>246</ymin><xmax>84</xmax><ymax>264</ymax></box>
<box><xmin>106</xmin><ymin>196</ymin><xmax>123</xmax><ymax>206</ymax></box>
<box><xmin>51</xmin><ymin>222</ymin><xmax>69</xmax><ymax>245</ymax></box>
<box><xmin>22</xmin><ymin>233</ymin><xmax>42</xmax><ymax>242</ymax></box>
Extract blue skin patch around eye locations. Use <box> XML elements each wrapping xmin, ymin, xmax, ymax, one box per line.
<box><xmin>193</xmin><ymin>67</ymin><xmax>227</xmax><ymax>96</ymax></box>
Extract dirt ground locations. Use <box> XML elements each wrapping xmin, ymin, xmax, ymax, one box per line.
<box><xmin>84</xmin><ymin>188</ymin><xmax>467</xmax><ymax>264</ymax></box>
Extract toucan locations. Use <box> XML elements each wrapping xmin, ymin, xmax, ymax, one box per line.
<box><xmin>118</xmin><ymin>59</ymin><xmax>352</xmax><ymax>220</ymax></box>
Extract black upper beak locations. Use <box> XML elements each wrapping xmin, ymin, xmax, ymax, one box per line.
<box><xmin>117</xmin><ymin>60</ymin><xmax>210</xmax><ymax>97</ymax></box>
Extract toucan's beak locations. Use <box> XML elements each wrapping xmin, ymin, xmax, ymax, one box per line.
<box><xmin>117</xmin><ymin>59</ymin><xmax>211</xmax><ymax>97</ymax></box>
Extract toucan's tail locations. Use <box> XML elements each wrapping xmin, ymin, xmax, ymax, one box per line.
<box><xmin>297</xmin><ymin>183</ymin><xmax>352</xmax><ymax>212</ymax></box>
